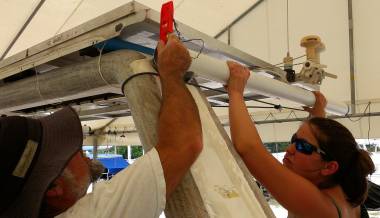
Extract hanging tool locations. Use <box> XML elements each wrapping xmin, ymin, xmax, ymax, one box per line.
<box><xmin>153</xmin><ymin>1</ymin><xmax>174</xmax><ymax>70</ymax></box>
<box><xmin>159</xmin><ymin>1</ymin><xmax>174</xmax><ymax>44</ymax></box>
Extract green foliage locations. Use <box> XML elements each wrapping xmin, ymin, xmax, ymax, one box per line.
<box><xmin>116</xmin><ymin>146</ymin><xmax>128</xmax><ymax>159</ymax></box>
<box><xmin>264</xmin><ymin>141</ymin><xmax>290</xmax><ymax>153</ymax></box>
<box><xmin>131</xmin><ymin>146</ymin><xmax>143</xmax><ymax>159</ymax></box>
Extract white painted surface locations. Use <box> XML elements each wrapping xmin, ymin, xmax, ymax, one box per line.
<box><xmin>188</xmin><ymin>85</ymin><xmax>270</xmax><ymax>218</ymax></box>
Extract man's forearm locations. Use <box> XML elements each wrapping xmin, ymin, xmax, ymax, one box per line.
<box><xmin>158</xmin><ymin>78</ymin><xmax>202</xmax><ymax>147</ymax></box>
<box><xmin>154</xmin><ymin>35</ymin><xmax>202</xmax><ymax>197</ymax></box>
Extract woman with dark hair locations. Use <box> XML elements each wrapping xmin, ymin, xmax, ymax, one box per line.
<box><xmin>226</xmin><ymin>61</ymin><xmax>375</xmax><ymax>218</ymax></box>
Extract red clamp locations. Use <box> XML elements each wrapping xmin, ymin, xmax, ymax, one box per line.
<box><xmin>159</xmin><ymin>1</ymin><xmax>174</xmax><ymax>44</ymax></box>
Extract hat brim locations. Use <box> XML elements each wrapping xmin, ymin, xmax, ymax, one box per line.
<box><xmin>3</xmin><ymin>107</ymin><xmax>83</xmax><ymax>218</ymax></box>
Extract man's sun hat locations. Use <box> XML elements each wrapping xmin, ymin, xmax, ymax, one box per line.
<box><xmin>0</xmin><ymin>107</ymin><xmax>83</xmax><ymax>218</ymax></box>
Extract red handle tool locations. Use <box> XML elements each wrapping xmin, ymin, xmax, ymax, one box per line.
<box><xmin>159</xmin><ymin>1</ymin><xmax>174</xmax><ymax>44</ymax></box>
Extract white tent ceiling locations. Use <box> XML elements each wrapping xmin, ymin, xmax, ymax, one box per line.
<box><xmin>0</xmin><ymin>0</ymin><xmax>379</xmax><ymax>142</ymax></box>
<box><xmin>0</xmin><ymin>0</ymin><xmax>258</xmax><ymax>58</ymax></box>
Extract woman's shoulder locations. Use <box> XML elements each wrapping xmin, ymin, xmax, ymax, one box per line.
<box><xmin>322</xmin><ymin>186</ymin><xmax>359</xmax><ymax>218</ymax></box>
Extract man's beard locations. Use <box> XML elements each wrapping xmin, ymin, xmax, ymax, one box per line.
<box><xmin>89</xmin><ymin>159</ymin><xmax>105</xmax><ymax>182</ymax></box>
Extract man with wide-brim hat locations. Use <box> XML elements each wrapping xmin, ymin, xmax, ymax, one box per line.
<box><xmin>0</xmin><ymin>34</ymin><xmax>203</xmax><ymax>218</ymax></box>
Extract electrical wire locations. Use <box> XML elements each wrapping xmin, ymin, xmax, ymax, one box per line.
<box><xmin>182</xmin><ymin>38</ymin><xmax>205</xmax><ymax>59</ymax></box>
<box><xmin>173</xmin><ymin>19</ymin><xmax>183</xmax><ymax>40</ymax></box>
<box><xmin>345</xmin><ymin>102</ymin><xmax>371</xmax><ymax>122</ymax></box>
<box><xmin>273</xmin><ymin>54</ymin><xmax>306</xmax><ymax>66</ymax></box>
<box><xmin>96</xmin><ymin>41</ymin><xmax>119</xmax><ymax>89</ymax></box>
<box><xmin>173</xmin><ymin>19</ymin><xmax>205</xmax><ymax>59</ymax></box>
<box><xmin>212</xmin><ymin>105</ymin><xmax>275</xmax><ymax>109</ymax></box>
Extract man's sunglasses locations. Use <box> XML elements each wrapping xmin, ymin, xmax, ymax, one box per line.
<box><xmin>290</xmin><ymin>134</ymin><xmax>327</xmax><ymax>156</ymax></box>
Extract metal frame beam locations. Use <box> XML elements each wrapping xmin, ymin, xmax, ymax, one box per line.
<box><xmin>348</xmin><ymin>0</ymin><xmax>356</xmax><ymax>114</ymax></box>
<box><xmin>221</xmin><ymin>111</ymin><xmax>380</xmax><ymax>125</ymax></box>
<box><xmin>214</xmin><ymin>0</ymin><xmax>265</xmax><ymax>38</ymax></box>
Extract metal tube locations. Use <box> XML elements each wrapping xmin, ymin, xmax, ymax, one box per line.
<box><xmin>348</xmin><ymin>0</ymin><xmax>356</xmax><ymax>114</ymax></box>
<box><xmin>0</xmin><ymin>50</ymin><xmax>145</xmax><ymax>113</ymax></box>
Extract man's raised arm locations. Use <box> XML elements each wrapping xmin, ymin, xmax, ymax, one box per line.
<box><xmin>155</xmin><ymin>34</ymin><xmax>203</xmax><ymax>197</ymax></box>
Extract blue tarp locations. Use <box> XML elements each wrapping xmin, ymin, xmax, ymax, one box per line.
<box><xmin>85</xmin><ymin>153</ymin><xmax>129</xmax><ymax>175</ymax></box>
<box><xmin>97</xmin><ymin>156</ymin><xmax>129</xmax><ymax>175</ymax></box>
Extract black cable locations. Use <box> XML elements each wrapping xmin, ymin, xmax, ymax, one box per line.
<box><xmin>121</xmin><ymin>72</ymin><xmax>159</xmax><ymax>95</ymax></box>
<box><xmin>173</xmin><ymin>18</ymin><xmax>183</xmax><ymax>40</ymax></box>
<box><xmin>212</xmin><ymin>105</ymin><xmax>275</xmax><ymax>109</ymax></box>
<box><xmin>346</xmin><ymin>102</ymin><xmax>371</xmax><ymax>122</ymax></box>
<box><xmin>173</xmin><ymin>19</ymin><xmax>205</xmax><ymax>59</ymax></box>
<box><xmin>182</xmin><ymin>38</ymin><xmax>205</xmax><ymax>59</ymax></box>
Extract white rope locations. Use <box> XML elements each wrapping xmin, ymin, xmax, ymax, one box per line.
<box><xmin>96</xmin><ymin>42</ymin><xmax>119</xmax><ymax>89</ymax></box>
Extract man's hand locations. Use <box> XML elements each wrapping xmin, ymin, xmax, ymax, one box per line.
<box><xmin>225</xmin><ymin>61</ymin><xmax>251</xmax><ymax>96</ymax></box>
<box><xmin>303</xmin><ymin>91</ymin><xmax>327</xmax><ymax>118</ymax></box>
<box><xmin>157</xmin><ymin>34</ymin><xmax>191</xmax><ymax>79</ymax></box>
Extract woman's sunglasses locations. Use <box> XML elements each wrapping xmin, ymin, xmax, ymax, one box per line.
<box><xmin>290</xmin><ymin>134</ymin><xmax>327</xmax><ymax>156</ymax></box>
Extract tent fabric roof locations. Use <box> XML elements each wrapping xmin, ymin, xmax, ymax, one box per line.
<box><xmin>1</xmin><ymin>0</ymin><xmax>380</xmax><ymax>140</ymax></box>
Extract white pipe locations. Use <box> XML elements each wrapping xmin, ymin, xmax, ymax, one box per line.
<box><xmin>189</xmin><ymin>51</ymin><xmax>349</xmax><ymax>115</ymax></box>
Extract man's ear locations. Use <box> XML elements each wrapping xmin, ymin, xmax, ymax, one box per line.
<box><xmin>45</xmin><ymin>178</ymin><xmax>64</xmax><ymax>198</ymax></box>
<box><xmin>320</xmin><ymin>161</ymin><xmax>339</xmax><ymax>176</ymax></box>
